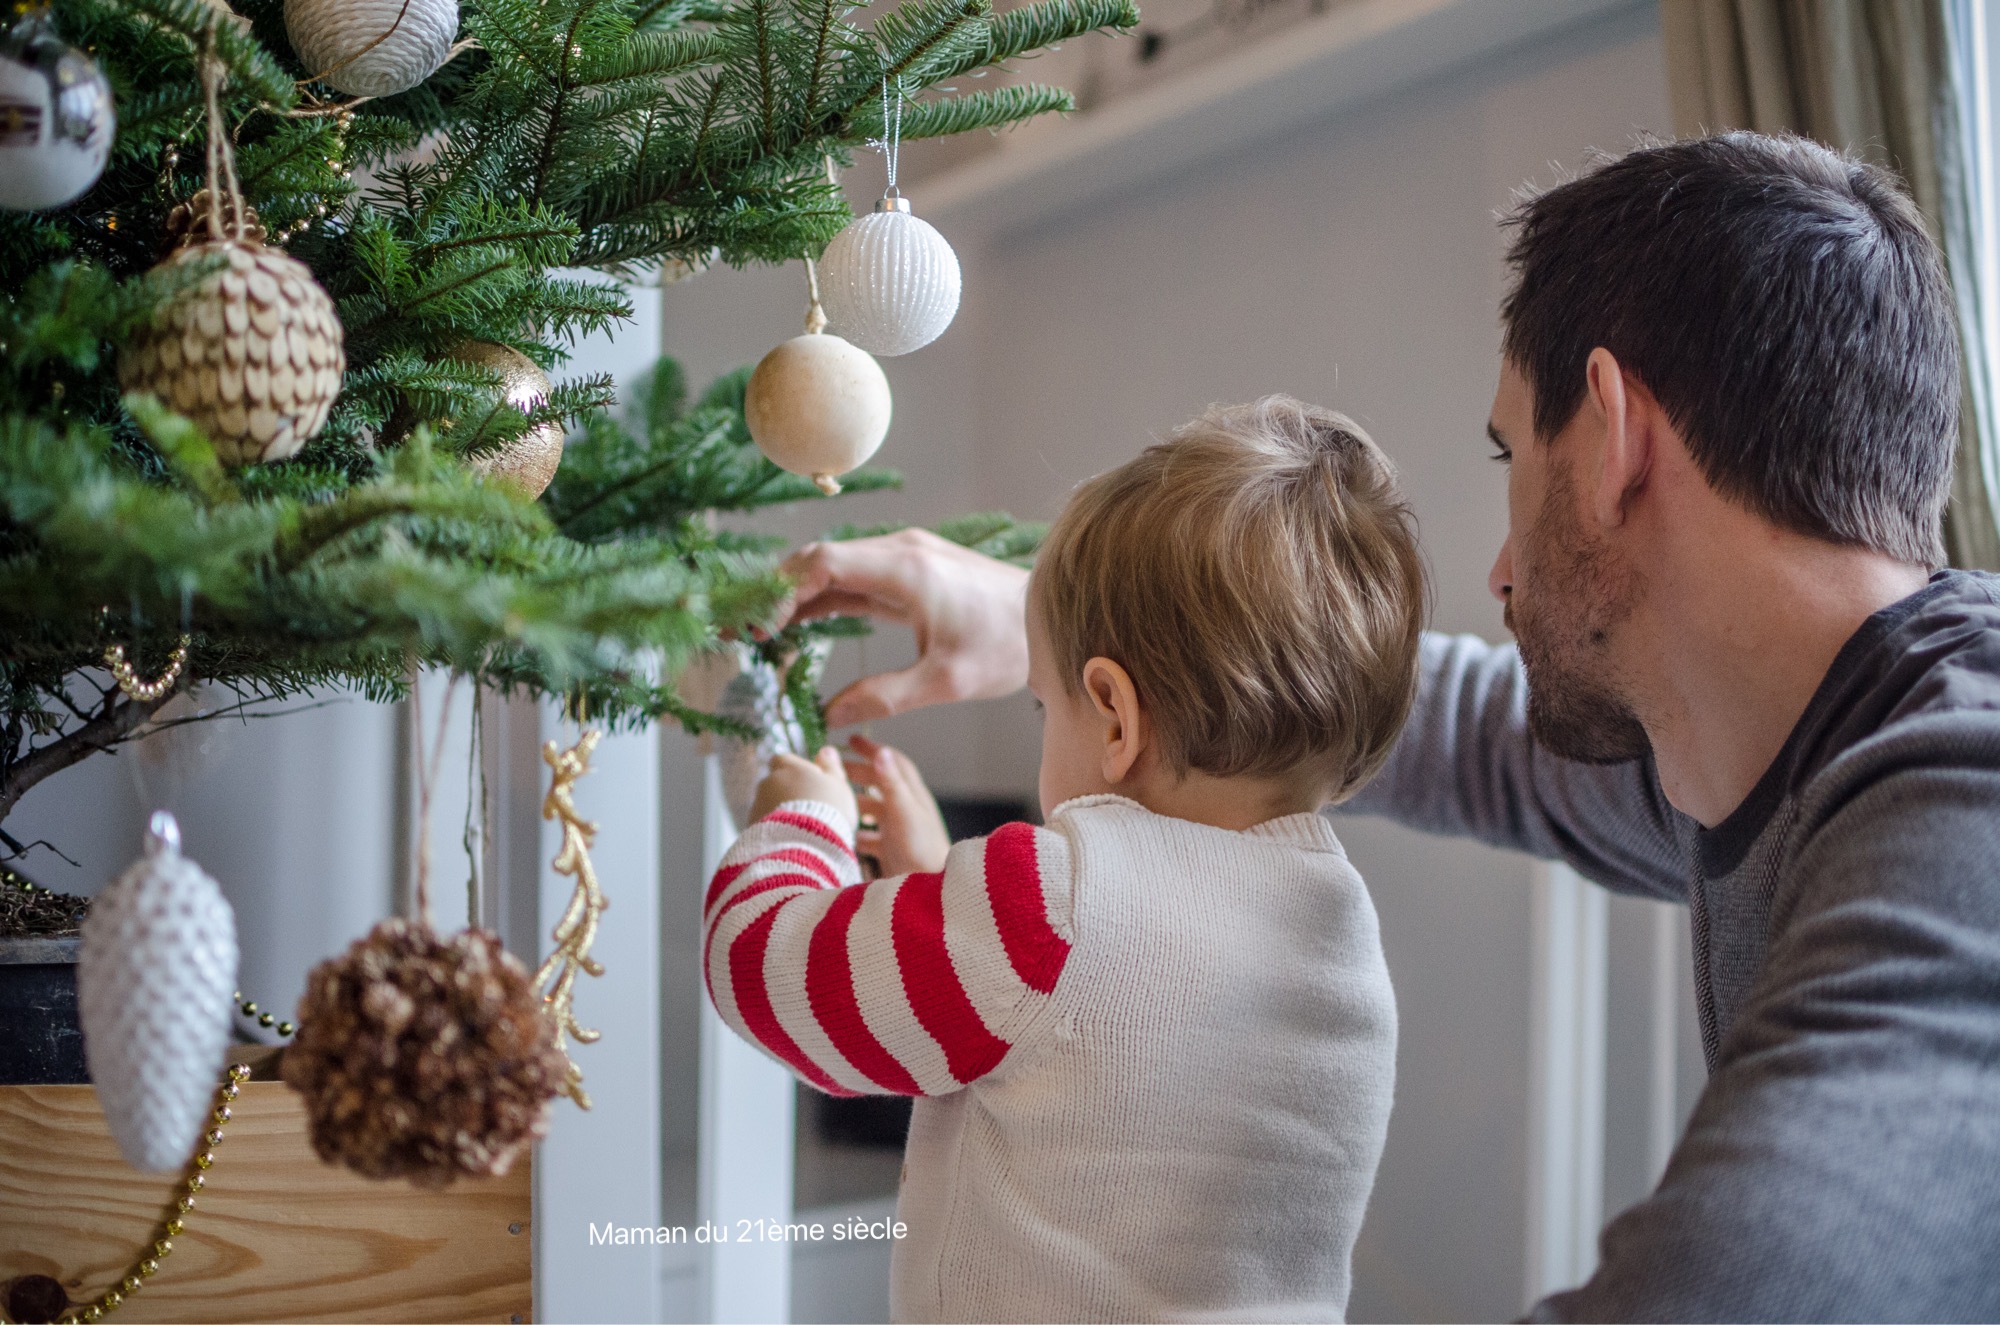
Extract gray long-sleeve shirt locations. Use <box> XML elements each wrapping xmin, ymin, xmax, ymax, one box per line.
<box><xmin>1343</xmin><ymin>569</ymin><xmax>2000</xmax><ymax>1322</ymax></box>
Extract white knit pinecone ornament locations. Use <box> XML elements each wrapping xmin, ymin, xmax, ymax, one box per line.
<box><xmin>715</xmin><ymin>644</ymin><xmax>826</xmax><ymax>825</ymax></box>
<box><xmin>79</xmin><ymin>812</ymin><xmax>239</xmax><ymax>1174</ymax></box>
<box><xmin>119</xmin><ymin>237</ymin><xmax>345</xmax><ymax>466</ymax></box>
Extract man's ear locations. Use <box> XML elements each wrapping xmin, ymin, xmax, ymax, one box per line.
<box><xmin>1081</xmin><ymin>656</ymin><xmax>1147</xmax><ymax>784</ymax></box>
<box><xmin>1584</xmin><ymin>346</ymin><xmax>1654</xmax><ymax>529</ymax></box>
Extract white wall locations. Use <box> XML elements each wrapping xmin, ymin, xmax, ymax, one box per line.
<box><xmin>661</xmin><ymin>5</ymin><xmax>1673</xmax><ymax>1320</ymax></box>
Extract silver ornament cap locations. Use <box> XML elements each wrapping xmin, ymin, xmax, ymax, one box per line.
<box><xmin>79</xmin><ymin>811</ymin><xmax>240</xmax><ymax>1173</ymax></box>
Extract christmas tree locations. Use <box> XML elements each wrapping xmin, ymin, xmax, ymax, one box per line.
<box><xmin>0</xmin><ymin>0</ymin><xmax>1133</xmax><ymax>847</ymax></box>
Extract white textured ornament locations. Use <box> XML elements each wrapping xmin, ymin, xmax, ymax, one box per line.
<box><xmin>715</xmin><ymin>658</ymin><xmax>815</xmax><ymax>826</ymax></box>
<box><xmin>818</xmin><ymin>196</ymin><xmax>960</xmax><ymax>356</ymax></box>
<box><xmin>0</xmin><ymin>24</ymin><xmax>114</xmax><ymax>211</ymax></box>
<box><xmin>79</xmin><ymin>813</ymin><xmax>239</xmax><ymax>1174</ymax></box>
<box><xmin>286</xmin><ymin>0</ymin><xmax>459</xmax><ymax>98</ymax></box>
<box><xmin>745</xmin><ymin>331</ymin><xmax>892</xmax><ymax>495</ymax></box>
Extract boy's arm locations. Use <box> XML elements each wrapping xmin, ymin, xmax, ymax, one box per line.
<box><xmin>704</xmin><ymin>801</ymin><xmax>1073</xmax><ymax>1096</ymax></box>
<box><xmin>1340</xmin><ymin>632</ymin><xmax>1691</xmax><ymax>900</ymax></box>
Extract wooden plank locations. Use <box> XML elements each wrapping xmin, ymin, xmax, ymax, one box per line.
<box><xmin>0</xmin><ymin>1083</ymin><xmax>531</xmax><ymax>1323</ymax></box>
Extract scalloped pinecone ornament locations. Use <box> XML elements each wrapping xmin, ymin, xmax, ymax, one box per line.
<box><xmin>118</xmin><ymin>41</ymin><xmax>344</xmax><ymax>467</ymax></box>
<box><xmin>118</xmin><ymin>235</ymin><xmax>344</xmax><ymax>466</ymax></box>
<box><xmin>281</xmin><ymin>918</ymin><xmax>566</xmax><ymax>1187</ymax></box>
<box><xmin>78</xmin><ymin>812</ymin><xmax>239</xmax><ymax>1174</ymax></box>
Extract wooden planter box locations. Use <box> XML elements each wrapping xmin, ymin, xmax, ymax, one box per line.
<box><xmin>0</xmin><ymin>1080</ymin><xmax>532</xmax><ymax>1323</ymax></box>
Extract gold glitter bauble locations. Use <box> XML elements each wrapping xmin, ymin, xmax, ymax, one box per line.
<box><xmin>281</xmin><ymin>918</ymin><xmax>567</xmax><ymax>1188</ymax></box>
<box><xmin>449</xmin><ymin>341</ymin><xmax>565</xmax><ymax>497</ymax></box>
<box><xmin>118</xmin><ymin>240</ymin><xmax>344</xmax><ymax>466</ymax></box>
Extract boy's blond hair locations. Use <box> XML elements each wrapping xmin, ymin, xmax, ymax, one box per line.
<box><xmin>1034</xmin><ymin>396</ymin><xmax>1427</xmax><ymax>802</ymax></box>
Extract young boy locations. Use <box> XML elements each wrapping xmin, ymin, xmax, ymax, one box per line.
<box><xmin>705</xmin><ymin>396</ymin><xmax>1423</xmax><ymax>1322</ymax></box>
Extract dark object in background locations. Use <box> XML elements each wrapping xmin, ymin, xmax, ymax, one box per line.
<box><xmin>5</xmin><ymin>1274</ymin><xmax>72</xmax><ymax>1325</ymax></box>
<box><xmin>0</xmin><ymin>937</ymin><xmax>87</xmax><ymax>1085</ymax></box>
<box><xmin>817</xmin><ymin>794</ymin><xmax>1033</xmax><ymax>1151</ymax></box>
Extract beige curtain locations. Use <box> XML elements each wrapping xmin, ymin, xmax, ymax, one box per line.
<box><xmin>1660</xmin><ymin>0</ymin><xmax>2000</xmax><ymax>569</ymax></box>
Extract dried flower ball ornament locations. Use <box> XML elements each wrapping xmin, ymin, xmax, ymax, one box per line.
<box><xmin>281</xmin><ymin>674</ymin><xmax>609</xmax><ymax>1184</ymax></box>
<box><xmin>118</xmin><ymin>18</ymin><xmax>345</xmax><ymax>467</ymax></box>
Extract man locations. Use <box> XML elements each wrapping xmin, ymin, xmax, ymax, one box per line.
<box><xmin>779</xmin><ymin>132</ymin><xmax>2000</xmax><ymax>1319</ymax></box>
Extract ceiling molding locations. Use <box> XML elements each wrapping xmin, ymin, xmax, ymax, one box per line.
<box><xmin>923</xmin><ymin>0</ymin><xmax>1651</xmax><ymax>238</ymax></box>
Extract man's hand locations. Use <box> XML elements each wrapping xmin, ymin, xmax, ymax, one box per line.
<box><xmin>845</xmin><ymin>734</ymin><xmax>952</xmax><ymax>876</ymax></box>
<box><xmin>781</xmin><ymin>528</ymin><xmax>1031</xmax><ymax>727</ymax></box>
<box><xmin>749</xmin><ymin>746</ymin><xmax>859</xmax><ymax>826</ymax></box>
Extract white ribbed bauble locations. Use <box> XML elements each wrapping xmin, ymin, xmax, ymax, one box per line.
<box><xmin>817</xmin><ymin>196</ymin><xmax>960</xmax><ymax>356</ymax></box>
<box><xmin>79</xmin><ymin>813</ymin><xmax>239</xmax><ymax>1174</ymax></box>
<box><xmin>745</xmin><ymin>331</ymin><xmax>892</xmax><ymax>495</ymax></box>
<box><xmin>0</xmin><ymin>25</ymin><xmax>114</xmax><ymax>211</ymax></box>
<box><xmin>286</xmin><ymin>0</ymin><xmax>459</xmax><ymax>97</ymax></box>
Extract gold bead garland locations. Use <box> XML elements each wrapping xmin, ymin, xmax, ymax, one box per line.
<box><xmin>102</xmin><ymin>635</ymin><xmax>190</xmax><ymax>703</ymax></box>
<box><xmin>58</xmin><ymin>1063</ymin><xmax>251</xmax><ymax>1325</ymax></box>
<box><xmin>233</xmin><ymin>987</ymin><xmax>295</xmax><ymax>1037</ymax></box>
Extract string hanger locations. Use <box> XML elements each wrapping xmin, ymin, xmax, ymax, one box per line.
<box><xmin>877</xmin><ymin>75</ymin><xmax>904</xmax><ymax>200</ymax></box>
<box><xmin>198</xmin><ymin>11</ymin><xmax>250</xmax><ymax>245</ymax></box>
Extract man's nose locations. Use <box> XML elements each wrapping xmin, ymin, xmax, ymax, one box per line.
<box><xmin>1489</xmin><ymin>535</ymin><xmax>1514</xmax><ymax>604</ymax></box>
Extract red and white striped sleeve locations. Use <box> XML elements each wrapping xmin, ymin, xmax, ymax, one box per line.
<box><xmin>703</xmin><ymin>798</ymin><xmax>1074</xmax><ymax>1097</ymax></box>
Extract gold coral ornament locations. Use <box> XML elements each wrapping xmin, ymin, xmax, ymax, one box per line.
<box><xmin>534</xmin><ymin>727</ymin><xmax>608</xmax><ymax>1110</ymax></box>
<box><xmin>117</xmin><ymin>27</ymin><xmax>343</xmax><ymax>466</ymax></box>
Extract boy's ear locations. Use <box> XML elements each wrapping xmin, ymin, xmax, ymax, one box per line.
<box><xmin>1081</xmin><ymin>657</ymin><xmax>1147</xmax><ymax>783</ymax></box>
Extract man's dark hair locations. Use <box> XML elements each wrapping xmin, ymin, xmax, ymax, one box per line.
<box><xmin>1501</xmin><ymin>131</ymin><xmax>1958</xmax><ymax>568</ymax></box>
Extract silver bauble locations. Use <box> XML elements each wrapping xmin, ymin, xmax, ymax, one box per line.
<box><xmin>0</xmin><ymin>19</ymin><xmax>114</xmax><ymax>211</ymax></box>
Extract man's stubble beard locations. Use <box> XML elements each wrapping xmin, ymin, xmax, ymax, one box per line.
<box><xmin>1507</xmin><ymin>455</ymin><xmax>1651</xmax><ymax>765</ymax></box>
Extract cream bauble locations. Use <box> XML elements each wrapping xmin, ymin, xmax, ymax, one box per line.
<box><xmin>450</xmin><ymin>341</ymin><xmax>565</xmax><ymax>497</ymax></box>
<box><xmin>0</xmin><ymin>19</ymin><xmax>114</xmax><ymax>211</ymax></box>
<box><xmin>79</xmin><ymin>813</ymin><xmax>239</xmax><ymax>1174</ymax></box>
<box><xmin>744</xmin><ymin>332</ymin><xmax>892</xmax><ymax>495</ymax></box>
<box><xmin>119</xmin><ymin>239</ymin><xmax>346</xmax><ymax>465</ymax></box>
<box><xmin>817</xmin><ymin>196</ymin><xmax>960</xmax><ymax>356</ymax></box>
<box><xmin>286</xmin><ymin>0</ymin><xmax>459</xmax><ymax>98</ymax></box>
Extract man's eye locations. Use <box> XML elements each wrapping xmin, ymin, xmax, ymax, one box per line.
<box><xmin>1489</xmin><ymin>442</ymin><xmax>1512</xmax><ymax>465</ymax></box>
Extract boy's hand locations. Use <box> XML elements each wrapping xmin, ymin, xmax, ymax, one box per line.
<box><xmin>750</xmin><ymin>746</ymin><xmax>859</xmax><ymax>828</ymax></box>
<box><xmin>844</xmin><ymin>734</ymin><xmax>952</xmax><ymax>876</ymax></box>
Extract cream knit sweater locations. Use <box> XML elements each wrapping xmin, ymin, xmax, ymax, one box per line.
<box><xmin>705</xmin><ymin>792</ymin><xmax>1397</xmax><ymax>1323</ymax></box>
